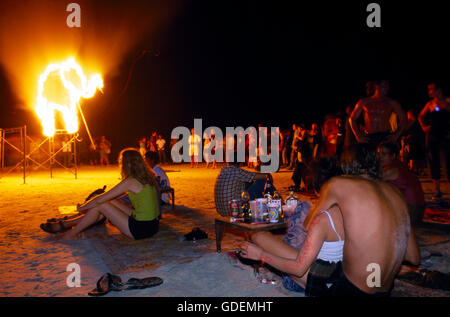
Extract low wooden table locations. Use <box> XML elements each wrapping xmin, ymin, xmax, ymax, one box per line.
<box><xmin>215</xmin><ymin>215</ymin><xmax>288</xmax><ymax>253</ymax></box>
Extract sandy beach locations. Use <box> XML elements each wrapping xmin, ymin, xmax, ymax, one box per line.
<box><xmin>0</xmin><ymin>164</ymin><xmax>448</xmax><ymax>297</ymax></box>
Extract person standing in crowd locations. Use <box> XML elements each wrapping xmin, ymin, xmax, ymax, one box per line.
<box><xmin>98</xmin><ymin>136</ymin><xmax>111</xmax><ymax>166</ymax></box>
<box><xmin>288</xmin><ymin>124</ymin><xmax>300</xmax><ymax>170</ymax></box>
<box><xmin>147</xmin><ymin>131</ymin><xmax>157</xmax><ymax>154</ymax></box>
<box><xmin>378</xmin><ymin>142</ymin><xmax>425</xmax><ymax>227</ymax></box>
<box><xmin>189</xmin><ymin>128</ymin><xmax>201</xmax><ymax>168</ymax></box>
<box><xmin>156</xmin><ymin>134</ymin><xmax>167</xmax><ymax>164</ymax></box>
<box><xmin>170</xmin><ymin>136</ymin><xmax>180</xmax><ymax>163</ymax></box>
<box><xmin>88</xmin><ymin>140</ymin><xmax>98</xmax><ymax>166</ymax></box>
<box><xmin>418</xmin><ymin>83</ymin><xmax>450</xmax><ymax>198</ymax></box>
<box><xmin>349</xmin><ymin>80</ymin><xmax>406</xmax><ymax>148</ymax></box>
<box><xmin>290</xmin><ymin>123</ymin><xmax>321</xmax><ymax>192</ymax></box>
<box><xmin>61</xmin><ymin>135</ymin><xmax>72</xmax><ymax>167</ymax></box>
<box><xmin>139</xmin><ymin>137</ymin><xmax>147</xmax><ymax>158</ymax></box>
<box><xmin>322</xmin><ymin>114</ymin><xmax>339</xmax><ymax>157</ymax></box>
<box><xmin>204</xmin><ymin>130</ymin><xmax>217</xmax><ymax>169</ymax></box>
<box><xmin>400</xmin><ymin>109</ymin><xmax>426</xmax><ymax>175</ymax></box>
<box><xmin>204</xmin><ymin>131</ymin><xmax>212</xmax><ymax>168</ymax></box>
<box><xmin>247</xmin><ymin>129</ymin><xmax>258</xmax><ymax>169</ymax></box>
<box><xmin>281</xmin><ymin>128</ymin><xmax>291</xmax><ymax>167</ymax></box>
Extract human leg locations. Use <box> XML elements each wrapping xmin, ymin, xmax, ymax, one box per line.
<box><xmin>445</xmin><ymin>137</ymin><xmax>450</xmax><ymax>182</ymax></box>
<box><xmin>291</xmin><ymin>162</ymin><xmax>303</xmax><ymax>189</ymax></box>
<box><xmin>62</xmin><ymin>202</ymin><xmax>133</xmax><ymax>240</ymax></box>
<box><xmin>427</xmin><ymin>136</ymin><xmax>441</xmax><ymax>194</ymax></box>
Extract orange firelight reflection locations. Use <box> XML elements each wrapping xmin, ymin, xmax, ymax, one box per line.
<box><xmin>35</xmin><ymin>58</ymin><xmax>103</xmax><ymax>137</ymax></box>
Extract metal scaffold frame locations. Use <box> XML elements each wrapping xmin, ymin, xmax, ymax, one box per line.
<box><xmin>0</xmin><ymin>126</ymin><xmax>27</xmax><ymax>183</ymax></box>
<box><xmin>0</xmin><ymin>126</ymin><xmax>79</xmax><ymax>183</ymax></box>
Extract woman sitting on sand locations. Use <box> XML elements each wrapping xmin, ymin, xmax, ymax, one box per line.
<box><xmin>239</xmin><ymin>157</ymin><xmax>345</xmax><ymax>296</ymax></box>
<box><xmin>40</xmin><ymin>148</ymin><xmax>160</xmax><ymax>240</ymax></box>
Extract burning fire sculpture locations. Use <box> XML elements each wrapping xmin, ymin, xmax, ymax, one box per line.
<box><xmin>35</xmin><ymin>58</ymin><xmax>103</xmax><ymax>137</ymax></box>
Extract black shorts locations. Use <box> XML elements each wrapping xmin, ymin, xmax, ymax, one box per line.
<box><xmin>329</xmin><ymin>262</ymin><xmax>392</xmax><ymax>297</ymax></box>
<box><xmin>366</xmin><ymin>131</ymin><xmax>391</xmax><ymax>149</ymax></box>
<box><xmin>306</xmin><ymin>259</ymin><xmax>341</xmax><ymax>297</ymax></box>
<box><xmin>128</xmin><ymin>216</ymin><xmax>159</xmax><ymax>240</ymax></box>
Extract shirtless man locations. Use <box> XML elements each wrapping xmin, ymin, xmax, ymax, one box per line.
<box><xmin>305</xmin><ymin>144</ymin><xmax>420</xmax><ymax>295</ymax></box>
<box><xmin>240</xmin><ymin>144</ymin><xmax>420</xmax><ymax>296</ymax></box>
<box><xmin>349</xmin><ymin>80</ymin><xmax>406</xmax><ymax>148</ymax></box>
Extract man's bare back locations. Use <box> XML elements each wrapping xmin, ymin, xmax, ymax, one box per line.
<box><xmin>308</xmin><ymin>175</ymin><xmax>420</xmax><ymax>294</ymax></box>
<box><xmin>334</xmin><ymin>176</ymin><xmax>411</xmax><ymax>293</ymax></box>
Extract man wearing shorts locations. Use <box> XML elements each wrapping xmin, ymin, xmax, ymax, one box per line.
<box><xmin>349</xmin><ymin>80</ymin><xmax>406</xmax><ymax>149</ymax></box>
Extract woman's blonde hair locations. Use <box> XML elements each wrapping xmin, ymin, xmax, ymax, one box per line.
<box><xmin>118</xmin><ymin>148</ymin><xmax>157</xmax><ymax>187</ymax></box>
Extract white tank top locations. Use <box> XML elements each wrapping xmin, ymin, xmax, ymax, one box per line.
<box><xmin>316</xmin><ymin>210</ymin><xmax>344</xmax><ymax>263</ymax></box>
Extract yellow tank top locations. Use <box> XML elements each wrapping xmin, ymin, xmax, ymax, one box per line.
<box><xmin>128</xmin><ymin>181</ymin><xmax>160</xmax><ymax>221</ymax></box>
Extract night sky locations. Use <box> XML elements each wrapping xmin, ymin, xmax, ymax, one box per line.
<box><xmin>0</xmin><ymin>0</ymin><xmax>449</xmax><ymax>158</ymax></box>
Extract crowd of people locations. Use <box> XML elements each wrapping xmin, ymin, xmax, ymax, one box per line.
<box><xmin>215</xmin><ymin>80</ymin><xmax>448</xmax><ymax>297</ymax></box>
<box><xmin>87</xmin><ymin>135</ymin><xmax>112</xmax><ymax>166</ymax></box>
<box><xmin>39</xmin><ymin>80</ymin><xmax>448</xmax><ymax>297</ymax></box>
<box><xmin>138</xmin><ymin>131</ymin><xmax>168</xmax><ymax>165</ymax></box>
<box><xmin>282</xmin><ymin>81</ymin><xmax>449</xmax><ymax>199</ymax></box>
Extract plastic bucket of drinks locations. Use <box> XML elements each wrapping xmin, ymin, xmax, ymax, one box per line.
<box><xmin>267</xmin><ymin>203</ymin><xmax>279</xmax><ymax>223</ymax></box>
<box><xmin>255</xmin><ymin>198</ymin><xmax>268</xmax><ymax>221</ymax></box>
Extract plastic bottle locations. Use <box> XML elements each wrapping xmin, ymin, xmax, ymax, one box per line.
<box><xmin>285</xmin><ymin>191</ymin><xmax>298</xmax><ymax>208</ymax></box>
<box><xmin>272</xmin><ymin>191</ymin><xmax>282</xmax><ymax>221</ymax></box>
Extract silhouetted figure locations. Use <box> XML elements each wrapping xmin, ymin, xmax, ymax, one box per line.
<box><xmin>418</xmin><ymin>83</ymin><xmax>450</xmax><ymax>198</ymax></box>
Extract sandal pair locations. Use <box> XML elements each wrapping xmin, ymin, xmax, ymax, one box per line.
<box><xmin>88</xmin><ymin>273</ymin><xmax>163</xmax><ymax>296</ymax></box>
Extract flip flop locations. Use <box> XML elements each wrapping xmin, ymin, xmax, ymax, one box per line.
<box><xmin>88</xmin><ymin>274</ymin><xmax>163</xmax><ymax>296</ymax></box>
<box><xmin>40</xmin><ymin>221</ymin><xmax>71</xmax><ymax>234</ymax></box>
<box><xmin>88</xmin><ymin>273</ymin><xmax>114</xmax><ymax>296</ymax></box>
<box><xmin>123</xmin><ymin>277</ymin><xmax>163</xmax><ymax>290</ymax></box>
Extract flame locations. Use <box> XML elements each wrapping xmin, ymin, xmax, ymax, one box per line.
<box><xmin>35</xmin><ymin>58</ymin><xmax>103</xmax><ymax>137</ymax></box>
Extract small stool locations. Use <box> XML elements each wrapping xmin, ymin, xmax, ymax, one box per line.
<box><xmin>160</xmin><ymin>187</ymin><xmax>175</xmax><ymax>210</ymax></box>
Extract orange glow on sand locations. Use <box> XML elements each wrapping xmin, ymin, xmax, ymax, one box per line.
<box><xmin>36</xmin><ymin>58</ymin><xmax>103</xmax><ymax>136</ymax></box>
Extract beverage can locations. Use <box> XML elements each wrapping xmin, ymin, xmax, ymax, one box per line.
<box><xmin>229</xmin><ymin>199</ymin><xmax>240</xmax><ymax>217</ymax></box>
